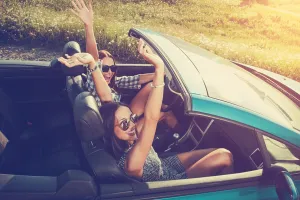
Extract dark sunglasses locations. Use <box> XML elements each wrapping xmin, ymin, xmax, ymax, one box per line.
<box><xmin>118</xmin><ymin>113</ymin><xmax>138</xmax><ymax>131</ymax></box>
<box><xmin>102</xmin><ymin>65</ymin><xmax>117</xmax><ymax>72</ymax></box>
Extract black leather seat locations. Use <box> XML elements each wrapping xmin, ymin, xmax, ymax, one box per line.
<box><xmin>73</xmin><ymin>92</ymin><xmax>138</xmax><ymax>183</ymax></box>
<box><xmin>66</xmin><ymin>75</ymin><xmax>85</xmax><ymax>105</ymax></box>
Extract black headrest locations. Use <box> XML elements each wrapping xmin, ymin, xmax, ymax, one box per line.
<box><xmin>73</xmin><ymin>92</ymin><xmax>105</xmax><ymax>142</ymax></box>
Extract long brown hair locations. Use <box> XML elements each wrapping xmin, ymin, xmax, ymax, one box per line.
<box><xmin>98</xmin><ymin>50</ymin><xmax>117</xmax><ymax>88</ymax></box>
<box><xmin>100</xmin><ymin>102</ymin><xmax>130</xmax><ymax>160</ymax></box>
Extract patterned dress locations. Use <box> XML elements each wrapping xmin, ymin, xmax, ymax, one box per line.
<box><xmin>117</xmin><ymin>146</ymin><xmax>187</xmax><ymax>182</ymax></box>
<box><xmin>85</xmin><ymin>66</ymin><xmax>141</xmax><ymax>107</ymax></box>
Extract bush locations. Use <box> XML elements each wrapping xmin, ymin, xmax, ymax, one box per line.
<box><xmin>0</xmin><ymin>0</ymin><xmax>299</xmax><ymax>81</ymax></box>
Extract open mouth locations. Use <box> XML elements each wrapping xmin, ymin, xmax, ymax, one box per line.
<box><xmin>104</xmin><ymin>76</ymin><xmax>111</xmax><ymax>82</ymax></box>
<box><xmin>127</xmin><ymin>127</ymin><xmax>137</xmax><ymax>137</ymax></box>
<box><xmin>127</xmin><ymin>130</ymin><xmax>136</xmax><ymax>137</ymax></box>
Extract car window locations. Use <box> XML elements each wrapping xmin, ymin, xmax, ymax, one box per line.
<box><xmin>263</xmin><ymin>135</ymin><xmax>300</xmax><ymax>172</ymax></box>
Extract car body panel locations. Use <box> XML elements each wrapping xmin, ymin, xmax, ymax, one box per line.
<box><xmin>191</xmin><ymin>93</ymin><xmax>300</xmax><ymax>147</ymax></box>
<box><xmin>132</xmin><ymin>28</ymin><xmax>300</xmax><ymax>148</ymax></box>
<box><xmin>0</xmin><ymin>60</ymin><xmax>50</xmax><ymax>67</ymax></box>
<box><xmin>161</xmin><ymin>179</ymin><xmax>300</xmax><ymax>200</ymax></box>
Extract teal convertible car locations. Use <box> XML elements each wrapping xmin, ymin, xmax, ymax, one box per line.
<box><xmin>0</xmin><ymin>28</ymin><xmax>299</xmax><ymax>200</ymax></box>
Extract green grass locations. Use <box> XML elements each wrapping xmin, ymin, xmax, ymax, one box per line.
<box><xmin>1</xmin><ymin>0</ymin><xmax>300</xmax><ymax>81</ymax></box>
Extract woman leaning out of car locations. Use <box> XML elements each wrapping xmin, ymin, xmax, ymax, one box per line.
<box><xmin>58</xmin><ymin>38</ymin><xmax>234</xmax><ymax>182</ymax></box>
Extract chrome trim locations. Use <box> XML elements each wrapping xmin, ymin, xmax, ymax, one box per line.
<box><xmin>249</xmin><ymin>148</ymin><xmax>264</xmax><ymax>169</ymax></box>
<box><xmin>191</xmin><ymin>119</ymin><xmax>214</xmax><ymax>151</ymax></box>
<box><xmin>176</xmin><ymin>117</ymin><xmax>215</xmax><ymax>151</ymax></box>
<box><xmin>177</xmin><ymin>120</ymin><xmax>195</xmax><ymax>144</ymax></box>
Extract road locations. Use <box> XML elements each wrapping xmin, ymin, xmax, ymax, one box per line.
<box><xmin>0</xmin><ymin>44</ymin><xmax>61</xmax><ymax>61</ymax></box>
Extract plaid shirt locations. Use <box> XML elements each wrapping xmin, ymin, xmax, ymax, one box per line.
<box><xmin>85</xmin><ymin>71</ymin><xmax>141</xmax><ymax>107</ymax></box>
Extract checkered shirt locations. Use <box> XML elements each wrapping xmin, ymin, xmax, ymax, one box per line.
<box><xmin>85</xmin><ymin>71</ymin><xmax>141</xmax><ymax>107</ymax></box>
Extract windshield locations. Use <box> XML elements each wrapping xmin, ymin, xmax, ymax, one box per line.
<box><xmin>165</xmin><ymin>35</ymin><xmax>300</xmax><ymax>131</ymax></box>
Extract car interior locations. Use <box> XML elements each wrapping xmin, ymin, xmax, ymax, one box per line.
<box><xmin>0</xmin><ymin>41</ymin><xmax>299</xmax><ymax>199</ymax></box>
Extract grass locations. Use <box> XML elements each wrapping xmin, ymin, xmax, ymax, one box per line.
<box><xmin>1</xmin><ymin>0</ymin><xmax>300</xmax><ymax>81</ymax></box>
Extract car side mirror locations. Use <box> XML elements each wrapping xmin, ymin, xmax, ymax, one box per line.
<box><xmin>275</xmin><ymin>171</ymin><xmax>299</xmax><ymax>200</ymax></box>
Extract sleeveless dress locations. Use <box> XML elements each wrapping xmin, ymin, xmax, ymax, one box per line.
<box><xmin>117</xmin><ymin>146</ymin><xmax>187</xmax><ymax>182</ymax></box>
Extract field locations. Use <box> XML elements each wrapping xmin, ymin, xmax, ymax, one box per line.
<box><xmin>1</xmin><ymin>0</ymin><xmax>300</xmax><ymax>81</ymax></box>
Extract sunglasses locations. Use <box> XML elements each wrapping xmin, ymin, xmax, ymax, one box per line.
<box><xmin>102</xmin><ymin>65</ymin><xmax>117</xmax><ymax>72</ymax></box>
<box><xmin>118</xmin><ymin>113</ymin><xmax>138</xmax><ymax>131</ymax></box>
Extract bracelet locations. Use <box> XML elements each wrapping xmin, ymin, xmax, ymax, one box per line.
<box><xmin>88</xmin><ymin>62</ymin><xmax>100</xmax><ymax>73</ymax></box>
<box><xmin>150</xmin><ymin>82</ymin><xmax>165</xmax><ymax>88</ymax></box>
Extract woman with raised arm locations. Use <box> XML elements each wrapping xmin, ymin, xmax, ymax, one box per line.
<box><xmin>58</xmin><ymin>39</ymin><xmax>234</xmax><ymax>181</ymax></box>
<box><xmin>64</xmin><ymin>0</ymin><xmax>180</xmax><ymax>132</ymax></box>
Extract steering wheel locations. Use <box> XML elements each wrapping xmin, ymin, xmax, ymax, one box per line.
<box><xmin>161</xmin><ymin>77</ymin><xmax>182</xmax><ymax>113</ymax></box>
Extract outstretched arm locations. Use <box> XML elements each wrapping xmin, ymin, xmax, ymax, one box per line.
<box><xmin>138</xmin><ymin>73</ymin><xmax>155</xmax><ymax>85</ymax></box>
<box><xmin>125</xmin><ymin>39</ymin><xmax>165</xmax><ymax>177</ymax></box>
<box><xmin>71</xmin><ymin>0</ymin><xmax>99</xmax><ymax>61</ymax></box>
<box><xmin>58</xmin><ymin>53</ymin><xmax>112</xmax><ymax>102</ymax></box>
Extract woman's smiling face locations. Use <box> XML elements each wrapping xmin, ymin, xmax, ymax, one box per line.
<box><xmin>101</xmin><ymin>56</ymin><xmax>115</xmax><ymax>84</ymax></box>
<box><xmin>113</xmin><ymin>106</ymin><xmax>138</xmax><ymax>142</ymax></box>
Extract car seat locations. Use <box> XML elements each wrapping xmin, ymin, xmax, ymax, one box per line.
<box><xmin>73</xmin><ymin>92</ymin><xmax>139</xmax><ymax>183</ymax></box>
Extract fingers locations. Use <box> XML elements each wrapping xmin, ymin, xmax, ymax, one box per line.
<box><xmin>144</xmin><ymin>45</ymin><xmax>153</xmax><ymax>54</ymax></box>
<box><xmin>58</xmin><ymin>57</ymin><xmax>67</xmax><ymax>63</ymax></box>
<box><xmin>76</xmin><ymin>0</ymin><xmax>83</xmax><ymax>9</ymax></box>
<box><xmin>71</xmin><ymin>1</ymin><xmax>80</xmax><ymax>12</ymax></box>
<box><xmin>88</xmin><ymin>0</ymin><xmax>93</xmax><ymax>11</ymax></box>
<box><xmin>65</xmin><ymin>54</ymin><xmax>71</xmax><ymax>59</ymax></box>
<box><xmin>138</xmin><ymin>38</ymin><xmax>145</xmax><ymax>55</ymax></box>
<box><xmin>58</xmin><ymin>57</ymin><xmax>71</xmax><ymax>67</ymax></box>
<box><xmin>70</xmin><ymin>8</ymin><xmax>79</xmax><ymax>16</ymax></box>
<box><xmin>80</xmin><ymin>0</ymin><xmax>87</xmax><ymax>9</ymax></box>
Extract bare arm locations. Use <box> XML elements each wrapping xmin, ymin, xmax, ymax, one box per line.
<box><xmin>58</xmin><ymin>53</ymin><xmax>112</xmax><ymax>102</ymax></box>
<box><xmin>84</xmin><ymin>24</ymin><xmax>99</xmax><ymax>61</ymax></box>
<box><xmin>71</xmin><ymin>0</ymin><xmax>99</xmax><ymax>61</ymax></box>
<box><xmin>124</xmin><ymin>40</ymin><xmax>165</xmax><ymax>176</ymax></box>
<box><xmin>138</xmin><ymin>73</ymin><xmax>155</xmax><ymax>85</ymax></box>
<box><xmin>88</xmin><ymin>63</ymin><xmax>112</xmax><ymax>102</ymax></box>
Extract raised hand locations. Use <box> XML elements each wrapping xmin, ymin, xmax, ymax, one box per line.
<box><xmin>138</xmin><ymin>39</ymin><xmax>164</xmax><ymax>69</ymax></box>
<box><xmin>71</xmin><ymin>0</ymin><xmax>93</xmax><ymax>26</ymax></box>
<box><xmin>58</xmin><ymin>53</ymin><xmax>95</xmax><ymax>68</ymax></box>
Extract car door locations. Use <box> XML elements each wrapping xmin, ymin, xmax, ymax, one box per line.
<box><xmin>156</xmin><ymin>130</ymin><xmax>300</xmax><ymax>200</ymax></box>
<box><xmin>97</xmin><ymin>118</ymin><xmax>299</xmax><ymax>200</ymax></box>
<box><xmin>0</xmin><ymin>60</ymin><xmax>71</xmax><ymax>134</ymax></box>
